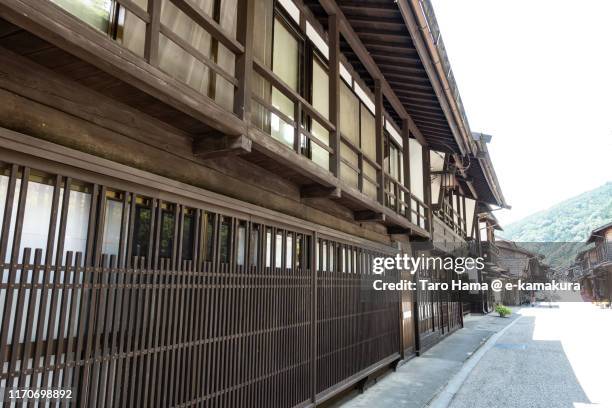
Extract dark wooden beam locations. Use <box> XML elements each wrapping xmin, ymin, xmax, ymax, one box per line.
<box><xmin>375</xmin><ymin>79</ymin><xmax>385</xmax><ymax>205</ymax></box>
<box><xmin>387</xmin><ymin>226</ymin><xmax>409</xmax><ymax>234</ymax></box>
<box><xmin>402</xmin><ymin>119</ymin><xmax>412</xmax><ymax>222</ymax></box>
<box><xmin>233</xmin><ymin>0</ymin><xmax>254</xmax><ymax>121</ymax></box>
<box><xmin>169</xmin><ymin>0</ymin><xmax>244</xmax><ymax>54</ymax></box>
<box><xmin>329</xmin><ymin>13</ymin><xmax>341</xmax><ymax>178</ymax></box>
<box><xmin>193</xmin><ymin>133</ymin><xmax>251</xmax><ymax>159</ymax></box>
<box><xmin>355</xmin><ymin>211</ymin><xmax>385</xmax><ymax>222</ymax></box>
<box><xmin>301</xmin><ymin>185</ymin><xmax>341</xmax><ymax>199</ymax></box>
<box><xmin>422</xmin><ymin>145</ymin><xmax>433</xmax><ymax>234</ymax></box>
<box><xmin>248</xmin><ymin>127</ymin><xmax>338</xmax><ymax>188</ymax></box>
<box><xmin>144</xmin><ymin>0</ymin><xmax>161</xmax><ymax>65</ymax></box>
<box><xmin>0</xmin><ymin>0</ymin><xmax>246</xmax><ymax>136</ymax></box>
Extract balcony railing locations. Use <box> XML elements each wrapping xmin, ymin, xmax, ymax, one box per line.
<box><xmin>593</xmin><ymin>242</ymin><xmax>612</xmax><ymax>268</ymax></box>
<box><xmin>251</xmin><ymin>59</ymin><xmax>337</xmax><ymax>169</ymax></box>
<box><xmin>434</xmin><ymin>198</ymin><xmax>466</xmax><ymax>238</ymax></box>
<box><xmin>384</xmin><ymin>176</ymin><xmax>429</xmax><ymax>231</ymax></box>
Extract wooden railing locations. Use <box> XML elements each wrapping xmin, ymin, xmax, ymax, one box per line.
<box><xmin>384</xmin><ymin>176</ymin><xmax>429</xmax><ymax>230</ymax></box>
<box><xmin>251</xmin><ymin>59</ymin><xmax>336</xmax><ymax>164</ymax></box>
<box><xmin>54</xmin><ymin>0</ymin><xmax>244</xmax><ymax>110</ymax></box>
<box><xmin>435</xmin><ymin>198</ymin><xmax>466</xmax><ymax>237</ymax></box>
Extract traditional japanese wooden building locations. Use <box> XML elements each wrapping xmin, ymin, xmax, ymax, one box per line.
<box><xmin>0</xmin><ymin>0</ymin><xmax>506</xmax><ymax>405</ymax></box>
<box><xmin>572</xmin><ymin>223</ymin><xmax>612</xmax><ymax>305</ymax></box>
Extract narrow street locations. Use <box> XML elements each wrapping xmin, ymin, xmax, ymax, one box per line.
<box><xmin>447</xmin><ymin>303</ymin><xmax>612</xmax><ymax>408</ymax></box>
<box><xmin>338</xmin><ymin>303</ymin><xmax>612</xmax><ymax>408</ymax></box>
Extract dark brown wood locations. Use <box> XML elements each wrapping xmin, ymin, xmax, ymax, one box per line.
<box><xmin>355</xmin><ymin>210</ymin><xmax>385</xmax><ymax>222</ymax></box>
<box><xmin>328</xmin><ymin>12</ymin><xmax>341</xmax><ymax>178</ymax></box>
<box><xmin>301</xmin><ymin>185</ymin><xmax>341</xmax><ymax>198</ymax></box>
<box><xmin>144</xmin><ymin>0</ymin><xmax>161</xmax><ymax>64</ymax></box>
<box><xmin>169</xmin><ymin>0</ymin><xmax>244</xmax><ymax>55</ymax></box>
<box><xmin>234</xmin><ymin>0</ymin><xmax>255</xmax><ymax>121</ymax></box>
<box><xmin>193</xmin><ymin>133</ymin><xmax>252</xmax><ymax>159</ymax></box>
<box><xmin>0</xmin><ymin>0</ymin><xmax>246</xmax><ymax>136</ymax></box>
<box><xmin>375</xmin><ymin>79</ymin><xmax>385</xmax><ymax>204</ymax></box>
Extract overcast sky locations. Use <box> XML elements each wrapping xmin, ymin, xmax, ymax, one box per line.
<box><xmin>429</xmin><ymin>0</ymin><xmax>612</xmax><ymax>226</ymax></box>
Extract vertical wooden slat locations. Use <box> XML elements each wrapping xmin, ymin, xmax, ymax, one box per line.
<box><xmin>41</xmin><ymin>174</ymin><xmax>63</xmax><ymax>386</ymax></box>
<box><xmin>233</xmin><ymin>0</ymin><xmax>254</xmax><ymax>121</ymax></box>
<box><xmin>79</xmin><ymin>185</ymin><xmax>106</xmax><ymax>406</ymax></box>
<box><xmin>422</xmin><ymin>146</ymin><xmax>432</xmax><ymax>234</ymax></box>
<box><xmin>52</xmin><ymin>177</ymin><xmax>72</xmax><ymax>387</ymax></box>
<box><xmin>402</xmin><ymin>120</ymin><xmax>412</xmax><ymax>221</ymax></box>
<box><xmin>144</xmin><ymin>0</ymin><xmax>162</xmax><ymax>65</ymax></box>
<box><xmin>0</xmin><ymin>166</ymin><xmax>28</xmax><ymax>382</ymax></box>
<box><xmin>375</xmin><ymin>79</ymin><xmax>385</xmax><ymax>204</ymax></box>
<box><xmin>0</xmin><ymin>163</ymin><xmax>18</xmax><ymax>264</ymax></box>
<box><xmin>328</xmin><ymin>13</ymin><xmax>340</xmax><ymax>178</ymax></box>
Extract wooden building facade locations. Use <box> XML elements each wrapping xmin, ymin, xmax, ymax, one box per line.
<box><xmin>572</xmin><ymin>223</ymin><xmax>612</xmax><ymax>305</ymax></box>
<box><xmin>0</xmin><ymin>0</ymin><xmax>506</xmax><ymax>406</ymax></box>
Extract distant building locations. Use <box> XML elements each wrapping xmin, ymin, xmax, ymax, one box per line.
<box><xmin>496</xmin><ymin>240</ymin><xmax>550</xmax><ymax>305</ymax></box>
<box><xmin>572</xmin><ymin>223</ymin><xmax>612</xmax><ymax>305</ymax></box>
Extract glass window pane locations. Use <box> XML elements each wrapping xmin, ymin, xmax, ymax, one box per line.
<box><xmin>61</xmin><ymin>184</ymin><xmax>92</xmax><ymax>265</ymax></box>
<box><xmin>271</xmin><ymin>89</ymin><xmax>295</xmax><ymax>147</ymax></box>
<box><xmin>360</xmin><ymin>106</ymin><xmax>376</xmax><ymax>160</ymax></box>
<box><xmin>102</xmin><ymin>194</ymin><xmax>124</xmax><ymax>257</ymax></box>
<box><xmin>272</xmin><ymin>19</ymin><xmax>299</xmax><ymax>91</ymax></box>
<box><xmin>205</xmin><ymin>213</ymin><xmax>215</xmax><ymax>262</ymax></box>
<box><xmin>51</xmin><ymin>0</ymin><xmax>112</xmax><ymax>32</ymax></box>
<box><xmin>312</xmin><ymin>60</ymin><xmax>329</xmax><ymax>119</ymax></box>
<box><xmin>132</xmin><ymin>201</ymin><xmax>151</xmax><ymax>259</ymax></box>
<box><xmin>182</xmin><ymin>211</ymin><xmax>194</xmax><ymax>261</ymax></box>
<box><xmin>340</xmin><ymin>162</ymin><xmax>358</xmax><ymax>189</ymax></box>
<box><xmin>159</xmin><ymin>207</ymin><xmax>175</xmax><ymax>259</ymax></box>
<box><xmin>219</xmin><ymin>217</ymin><xmax>231</xmax><ymax>264</ymax></box>
<box><xmin>409</xmin><ymin>139</ymin><xmax>424</xmax><ymax>201</ymax></box>
<box><xmin>116</xmin><ymin>4</ymin><xmax>147</xmax><ymax>57</ymax></box>
<box><xmin>237</xmin><ymin>223</ymin><xmax>246</xmax><ymax>266</ymax></box>
<box><xmin>339</xmin><ymin>83</ymin><xmax>359</xmax><ymax>145</ymax></box>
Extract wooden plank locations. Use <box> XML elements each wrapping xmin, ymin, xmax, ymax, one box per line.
<box><xmin>300</xmin><ymin>185</ymin><xmax>341</xmax><ymax>199</ymax></box>
<box><xmin>160</xmin><ymin>24</ymin><xmax>238</xmax><ymax>86</ymax></box>
<box><xmin>233</xmin><ymin>0</ymin><xmax>255</xmax><ymax>120</ymax></box>
<box><xmin>169</xmin><ymin>0</ymin><xmax>244</xmax><ymax>55</ymax></box>
<box><xmin>144</xmin><ymin>0</ymin><xmax>161</xmax><ymax>65</ymax></box>
<box><xmin>328</xmin><ymin>13</ymin><xmax>341</xmax><ymax>178</ymax></box>
<box><xmin>0</xmin><ymin>0</ymin><xmax>246</xmax><ymax>136</ymax></box>
<box><xmin>354</xmin><ymin>210</ymin><xmax>385</xmax><ymax>222</ymax></box>
<box><xmin>375</xmin><ymin>79</ymin><xmax>385</xmax><ymax>204</ymax></box>
<box><xmin>193</xmin><ymin>133</ymin><xmax>252</xmax><ymax>159</ymax></box>
<box><xmin>118</xmin><ymin>0</ymin><xmax>151</xmax><ymax>23</ymax></box>
<box><xmin>247</xmin><ymin>127</ymin><xmax>337</xmax><ymax>188</ymax></box>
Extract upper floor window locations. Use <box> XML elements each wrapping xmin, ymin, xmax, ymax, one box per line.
<box><xmin>338</xmin><ymin>82</ymin><xmax>377</xmax><ymax>198</ymax></box>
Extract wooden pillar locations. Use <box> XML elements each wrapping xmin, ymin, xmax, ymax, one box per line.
<box><xmin>144</xmin><ymin>0</ymin><xmax>162</xmax><ymax>65</ymax></box>
<box><xmin>234</xmin><ymin>0</ymin><xmax>255</xmax><ymax>122</ymax></box>
<box><xmin>328</xmin><ymin>13</ymin><xmax>341</xmax><ymax>178</ymax></box>
<box><xmin>375</xmin><ymin>79</ymin><xmax>384</xmax><ymax>204</ymax></box>
<box><xmin>402</xmin><ymin>119</ymin><xmax>411</xmax><ymax>220</ymax></box>
<box><xmin>422</xmin><ymin>146</ymin><xmax>433</xmax><ymax>234</ymax></box>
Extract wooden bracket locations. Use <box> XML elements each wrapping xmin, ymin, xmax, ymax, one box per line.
<box><xmin>301</xmin><ymin>185</ymin><xmax>341</xmax><ymax>199</ymax></box>
<box><xmin>355</xmin><ymin>211</ymin><xmax>385</xmax><ymax>222</ymax></box>
<box><xmin>193</xmin><ymin>133</ymin><xmax>251</xmax><ymax>159</ymax></box>
<box><xmin>387</xmin><ymin>226</ymin><xmax>410</xmax><ymax>235</ymax></box>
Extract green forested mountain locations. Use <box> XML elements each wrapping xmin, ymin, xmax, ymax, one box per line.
<box><xmin>500</xmin><ymin>182</ymin><xmax>612</xmax><ymax>269</ymax></box>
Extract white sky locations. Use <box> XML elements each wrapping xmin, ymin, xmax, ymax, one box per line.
<box><xmin>429</xmin><ymin>0</ymin><xmax>612</xmax><ymax>226</ymax></box>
